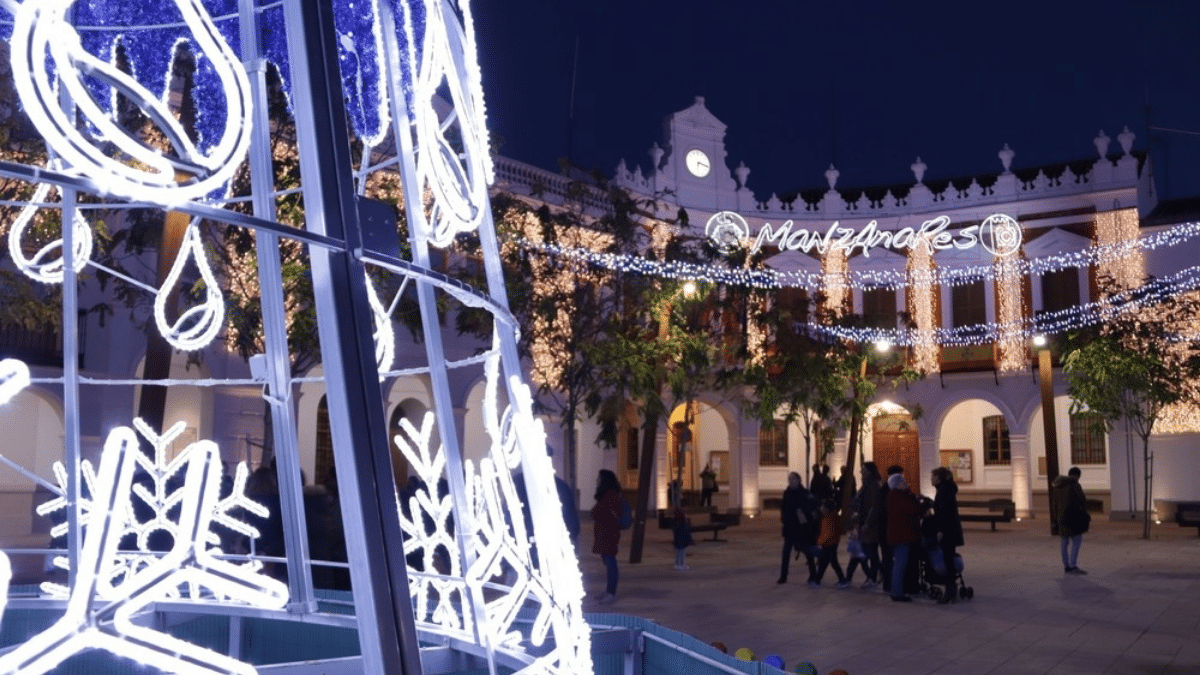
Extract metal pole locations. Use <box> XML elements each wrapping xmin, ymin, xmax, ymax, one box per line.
<box><xmin>237</xmin><ymin>0</ymin><xmax>316</xmax><ymax>612</ymax></box>
<box><xmin>282</xmin><ymin>0</ymin><xmax>422</xmax><ymax>672</ymax></box>
<box><xmin>376</xmin><ymin>2</ymin><xmax>496</xmax><ymax>667</ymax></box>
<box><xmin>1039</xmin><ymin>348</ymin><xmax>1060</xmax><ymax>530</ymax></box>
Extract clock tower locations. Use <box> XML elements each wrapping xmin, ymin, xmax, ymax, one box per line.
<box><xmin>648</xmin><ymin>97</ymin><xmax>750</xmax><ymax>213</ymax></box>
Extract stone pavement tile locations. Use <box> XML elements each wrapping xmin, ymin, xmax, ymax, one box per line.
<box><xmin>1101</xmin><ymin>654</ymin><xmax>1172</xmax><ymax>674</ymax></box>
<box><xmin>1125</xmin><ymin>632</ymin><xmax>1184</xmax><ymax>656</ymax></box>
<box><xmin>992</xmin><ymin>652</ymin><xmax>1065</xmax><ymax>675</ymax></box>
<box><xmin>929</xmin><ymin>655</ymin><xmax>1007</xmax><ymax>675</ymax></box>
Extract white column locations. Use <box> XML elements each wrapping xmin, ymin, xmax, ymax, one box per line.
<box><xmin>1009</xmin><ymin>433</ymin><xmax>1033</xmax><ymax>517</ymax></box>
<box><xmin>738</xmin><ymin>431</ymin><xmax>757</xmax><ymax>515</ymax></box>
<box><xmin>919</xmin><ymin>434</ymin><xmax>938</xmax><ymax>497</ymax></box>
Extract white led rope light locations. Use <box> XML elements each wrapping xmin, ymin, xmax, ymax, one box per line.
<box><xmin>153</xmin><ymin>222</ymin><xmax>225</xmax><ymax>351</ymax></box>
<box><xmin>410</xmin><ymin>0</ymin><xmax>491</xmax><ymax>247</ymax></box>
<box><xmin>0</xmin><ymin>359</ymin><xmax>31</xmax><ymax>405</ymax></box>
<box><xmin>0</xmin><ymin>424</ymin><xmax>287</xmax><ymax>675</ymax></box>
<box><xmin>9</xmin><ymin>0</ymin><xmax>253</xmax><ymax>205</ymax></box>
<box><xmin>392</xmin><ymin>350</ymin><xmax>590</xmax><ymax>669</ymax></box>
<box><xmin>6</xmin><ymin>162</ymin><xmax>95</xmax><ymax>284</ymax></box>
<box><xmin>365</xmin><ymin>273</ymin><xmax>396</xmax><ymax>377</ymax></box>
<box><xmin>811</xmin><ymin>265</ymin><xmax>1200</xmax><ymax>347</ymax></box>
<box><xmin>37</xmin><ymin>418</ymin><xmax>270</xmax><ymax>598</ymax></box>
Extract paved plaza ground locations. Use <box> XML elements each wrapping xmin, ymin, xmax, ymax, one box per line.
<box><xmin>578</xmin><ymin>510</ymin><xmax>1200</xmax><ymax>675</ymax></box>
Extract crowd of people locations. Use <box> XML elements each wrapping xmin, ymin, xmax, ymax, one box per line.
<box><xmin>777</xmin><ymin>461</ymin><xmax>965</xmax><ymax>604</ymax></box>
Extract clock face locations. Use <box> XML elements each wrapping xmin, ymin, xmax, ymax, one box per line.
<box><xmin>685</xmin><ymin>148</ymin><xmax>711</xmax><ymax>178</ymax></box>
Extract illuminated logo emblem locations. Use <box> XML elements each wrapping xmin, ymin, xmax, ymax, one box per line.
<box><xmin>978</xmin><ymin>213</ymin><xmax>1023</xmax><ymax>258</ymax></box>
<box><xmin>705</xmin><ymin>211</ymin><xmax>750</xmax><ymax>253</ymax></box>
<box><xmin>707</xmin><ymin>211</ymin><xmax>1024</xmax><ymax>258</ymax></box>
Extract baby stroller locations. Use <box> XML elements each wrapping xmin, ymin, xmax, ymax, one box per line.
<box><xmin>918</xmin><ymin>517</ymin><xmax>974</xmax><ymax>601</ymax></box>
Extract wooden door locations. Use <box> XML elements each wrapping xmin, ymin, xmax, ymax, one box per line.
<box><xmin>873</xmin><ymin>414</ymin><xmax>920</xmax><ymax>491</ymax></box>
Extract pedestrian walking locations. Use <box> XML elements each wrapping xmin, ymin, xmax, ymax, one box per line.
<box><xmin>814</xmin><ymin>500</ymin><xmax>849</xmax><ymax>588</ymax></box>
<box><xmin>592</xmin><ymin>469</ymin><xmax>624</xmax><ymax>604</ymax></box>
<box><xmin>672</xmin><ymin>506</ymin><xmax>694</xmax><ymax>570</ymax></box>
<box><xmin>777</xmin><ymin>471</ymin><xmax>818</xmax><ymax>584</ymax></box>
<box><xmin>855</xmin><ymin>462</ymin><xmax>883</xmax><ymax>589</ymax></box>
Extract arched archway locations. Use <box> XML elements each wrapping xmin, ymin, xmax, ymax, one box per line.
<box><xmin>0</xmin><ymin>386</ymin><xmax>64</xmax><ymax>538</ymax></box>
<box><xmin>662</xmin><ymin>397</ymin><xmax>741</xmax><ymax>510</ymax></box>
<box><xmin>937</xmin><ymin>397</ymin><xmax>1015</xmax><ymax>494</ymax></box>
<box><xmin>388</xmin><ymin>398</ymin><xmax>430</xmax><ymax>487</ymax></box>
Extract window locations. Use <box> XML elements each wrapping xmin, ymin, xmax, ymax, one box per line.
<box><xmin>1069</xmin><ymin>413</ymin><xmax>1106</xmax><ymax>464</ymax></box>
<box><xmin>982</xmin><ymin>415</ymin><xmax>1010</xmax><ymax>465</ymax></box>
<box><xmin>1041</xmin><ymin>268</ymin><xmax>1080</xmax><ymax>314</ymax></box>
<box><xmin>625</xmin><ymin>427</ymin><xmax>639</xmax><ymax>470</ymax></box>
<box><xmin>759</xmin><ymin>421</ymin><xmax>788</xmax><ymax>466</ymax></box>
<box><xmin>952</xmin><ymin>278</ymin><xmax>987</xmax><ymax>329</ymax></box>
<box><xmin>862</xmin><ymin>286</ymin><xmax>897</xmax><ymax>329</ymax></box>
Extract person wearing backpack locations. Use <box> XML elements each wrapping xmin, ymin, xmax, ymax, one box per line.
<box><xmin>592</xmin><ymin>469</ymin><xmax>624</xmax><ymax>605</ymax></box>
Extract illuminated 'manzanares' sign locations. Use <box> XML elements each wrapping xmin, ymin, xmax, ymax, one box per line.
<box><xmin>706</xmin><ymin>211</ymin><xmax>1023</xmax><ymax>258</ymax></box>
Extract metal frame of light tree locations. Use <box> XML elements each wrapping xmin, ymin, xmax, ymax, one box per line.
<box><xmin>0</xmin><ymin>0</ymin><xmax>592</xmax><ymax>673</ymax></box>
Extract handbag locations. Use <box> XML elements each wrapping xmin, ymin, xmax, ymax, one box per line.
<box><xmin>618</xmin><ymin>497</ymin><xmax>633</xmax><ymax>530</ymax></box>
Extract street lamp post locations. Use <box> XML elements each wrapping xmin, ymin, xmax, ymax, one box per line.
<box><xmin>1036</xmin><ymin>336</ymin><xmax>1062</xmax><ymax>532</ymax></box>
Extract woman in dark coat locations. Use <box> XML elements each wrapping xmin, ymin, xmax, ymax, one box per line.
<box><xmin>855</xmin><ymin>462</ymin><xmax>884</xmax><ymax>589</ymax></box>
<box><xmin>591</xmin><ymin>469</ymin><xmax>623</xmax><ymax>604</ymax></box>
<box><xmin>778</xmin><ymin>471</ymin><xmax>818</xmax><ymax>584</ymax></box>
<box><xmin>930</xmin><ymin>466</ymin><xmax>964</xmax><ymax>603</ymax></box>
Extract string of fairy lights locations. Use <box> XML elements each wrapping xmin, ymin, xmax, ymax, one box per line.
<box><xmin>517</xmin><ymin>220</ymin><xmax>1200</xmax><ymax>291</ymax></box>
<box><xmin>513</xmin><ymin>220</ymin><xmax>1200</xmax><ymax>348</ymax></box>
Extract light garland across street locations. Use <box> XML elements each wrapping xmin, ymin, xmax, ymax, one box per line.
<box><xmin>513</xmin><ymin>221</ymin><xmax>1200</xmax><ymax>345</ymax></box>
<box><xmin>516</xmin><ymin>220</ymin><xmax>1200</xmax><ymax>292</ymax></box>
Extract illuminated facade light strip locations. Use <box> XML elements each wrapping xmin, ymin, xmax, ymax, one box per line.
<box><xmin>516</xmin><ymin>221</ymin><xmax>1200</xmax><ymax>292</ymax></box>
<box><xmin>813</xmin><ymin>265</ymin><xmax>1200</xmax><ymax>346</ymax></box>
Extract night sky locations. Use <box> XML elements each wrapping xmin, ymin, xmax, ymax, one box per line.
<box><xmin>473</xmin><ymin>0</ymin><xmax>1200</xmax><ymax>202</ymax></box>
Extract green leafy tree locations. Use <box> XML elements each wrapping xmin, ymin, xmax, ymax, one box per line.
<box><xmin>1063</xmin><ymin>277</ymin><xmax>1200</xmax><ymax>539</ymax></box>
<box><xmin>741</xmin><ymin>290</ymin><xmax>844</xmax><ymax>485</ymax></box>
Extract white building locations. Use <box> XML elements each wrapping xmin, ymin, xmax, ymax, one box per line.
<box><xmin>500</xmin><ymin>97</ymin><xmax>1200</xmax><ymax>523</ymax></box>
<box><xmin>3</xmin><ymin>96</ymin><xmax>1198</xmax><ymax>561</ymax></box>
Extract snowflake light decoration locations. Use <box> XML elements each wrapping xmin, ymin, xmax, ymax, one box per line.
<box><xmin>37</xmin><ymin>419</ymin><xmax>269</xmax><ymax>599</ymax></box>
<box><xmin>0</xmin><ymin>424</ymin><xmax>287</xmax><ymax>675</ymax></box>
<box><xmin>393</xmin><ymin>350</ymin><xmax>591</xmax><ymax>673</ymax></box>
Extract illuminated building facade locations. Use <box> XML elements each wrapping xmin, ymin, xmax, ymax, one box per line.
<box><xmin>497</xmin><ymin>97</ymin><xmax>1200</xmax><ymax>522</ymax></box>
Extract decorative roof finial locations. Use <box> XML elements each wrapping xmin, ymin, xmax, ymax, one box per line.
<box><xmin>1094</xmin><ymin>130</ymin><xmax>1111</xmax><ymax>160</ymax></box>
<box><xmin>998</xmin><ymin>144</ymin><xmax>1015</xmax><ymax>174</ymax></box>
<box><xmin>734</xmin><ymin>161</ymin><xmax>750</xmax><ymax>189</ymax></box>
<box><xmin>1117</xmin><ymin>126</ymin><xmax>1136</xmax><ymax>156</ymax></box>
<box><xmin>911</xmin><ymin>157</ymin><xmax>927</xmax><ymax>185</ymax></box>
<box><xmin>825</xmin><ymin>164</ymin><xmax>840</xmax><ymax>191</ymax></box>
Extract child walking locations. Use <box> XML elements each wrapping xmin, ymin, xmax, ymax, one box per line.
<box><xmin>672</xmin><ymin>507</ymin><xmax>694</xmax><ymax>570</ymax></box>
<box><xmin>813</xmin><ymin>500</ymin><xmax>849</xmax><ymax>588</ymax></box>
<box><xmin>844</xmin><ymin>527</ymin><xmax>868</xmax><ymax>586</ymax></box>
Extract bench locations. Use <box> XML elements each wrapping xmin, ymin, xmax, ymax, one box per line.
<box><xmin>1174</xmin><ymin>502</ymin><xmax>1200</xmax><ymax>536</ymax></box>
<box><xmin>957</xmin><ymin>499</ymin><xmax>1015</xmax><ymax>531</ymax></box>
<box><xmin>658</xmin><ymin>509</ymin><xmax>737</xmax><ymax>542</ymax></box>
